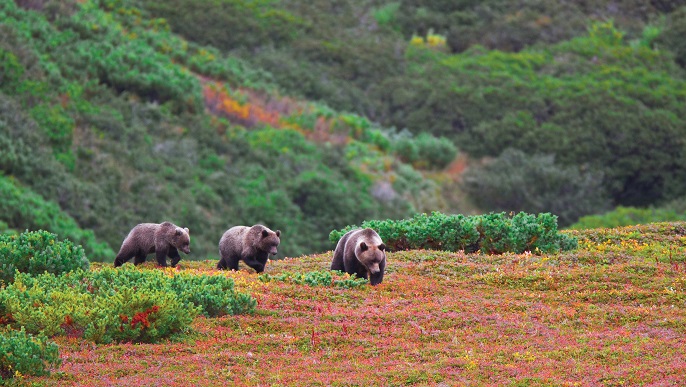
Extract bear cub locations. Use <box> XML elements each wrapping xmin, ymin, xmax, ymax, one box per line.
<box><xmin>331</xmin><ymin>228</ymin><xmax>386</xmax><ymax>285</ymax></box>
<box><xmin>113</xmin><ymin>222</ymin><xmax>190</xmax><ymax>267</ymax></box>
<box><xmin>217</xmin><ymin>224</ymin><xmax>281</xmax><ymax>273</ymax></box>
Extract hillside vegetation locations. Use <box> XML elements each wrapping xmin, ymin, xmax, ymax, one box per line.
<box><xmin>140</xmin><ymin>0</ymin><xmax>686</xmax><ymax>224</ymax></box>
<box><xmin>0</xmin><ymin>0</ymin><xmax>458</xmax><ymax>260</ymax></box>
<box><xmin>2</xmin><ymin>222</ymin><xmax>686</xmax><ymax>385</ymax></box>
<box><xmin>2</xmin><ymin>0</ymin><xmax>686</xmax><ymax>260</ymax></box>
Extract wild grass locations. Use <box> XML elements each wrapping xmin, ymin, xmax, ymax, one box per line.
<box><xmin>10</xmin><ymin>222</ymin><xmax>686</xmax><ymax>386</ymax></box>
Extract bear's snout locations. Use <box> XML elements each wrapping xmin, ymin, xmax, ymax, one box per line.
<box><xmin>368</xmin><ymin>263</ymin><xmax>380</xmax><ymax>275</ymax></box>
<box><xmin>182</xmin><ymin>247</ymin><xmax>191</xmax><ymax>254</ymax></box>
<box><xmin>270</xmin><ymin>246</ymin><xmax>278</xmax><ymax>255</ymax></box>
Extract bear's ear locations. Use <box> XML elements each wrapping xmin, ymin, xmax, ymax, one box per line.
<box><xmin>175</xmin><ymin>228</ymin><xmax>183</xmax><ymax>236</ymax></box>
<box><xmin>359</xmin><ymin>242</ymin><xmax>368</xmax><ymax>251</ymax></box>
<box><xmin>184</xmin><ymin>227</ymin><xmax>190</xmax><ymax>234</ymax></box>
<box><xmin>261</xmin><ymin>230</ymin><xmax>269</xmax><ymax>238</ymax></box>
<box><xmin>275</xmin><ymin>230</ymin><xmax>281</xmax><ymax>237</ymax></box>
<box><xmin>378</xmin><ymin>243</ymin><xmax>386</xmax><ymax>251</ymax></box>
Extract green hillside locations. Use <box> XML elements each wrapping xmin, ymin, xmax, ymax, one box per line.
<box><xmin>0</xmin><ymin>0</ymin><xmax>454</xmax><ymax>261</ymax></box>
<box><xmin>141</xmin><ymin>0</ymin><xmax>686</xmax><ymax>222</ymax></box>
<box><xmin>2</xmin><ymin>0</ymin><xmax>686</xmax><ymax>261</ymax></box>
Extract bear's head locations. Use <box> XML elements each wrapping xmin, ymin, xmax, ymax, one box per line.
<box><xmin>173</xmin><ymin>227</ymin><xmax>191</xmax><ymax>254</ymax></box>
<box><xmin>355</xmin><ymin>239</ymin><xmax>386</xmax><ymax>279</ymax></box>
<box><xmin>258</xmin><ymin>228</ymin><xmax>281</xmax><ymax>256</ymax></box>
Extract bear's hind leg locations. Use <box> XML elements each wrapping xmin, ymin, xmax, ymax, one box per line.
<box><xmin>155</xmin><ymin>248</ymin><xmax>169</xmax><ymax>267</ymax></box>
<box><xmin>227</xmin><ymin>254</ymin><xmax>240</xmax><ymax>271</ymax></box>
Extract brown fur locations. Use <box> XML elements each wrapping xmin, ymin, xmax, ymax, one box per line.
<box><xmin>113</xmin><ymin>222</ymin><xmax>190</xmax><ymax>267</ymax></box>
<box><xmin>217</xmin><ymin>224</ymin><xmax>280</xmax><ymax>273</ymax></box>
<box><xmin>331</xmin><ymin>228</ymin><xmax>386</xmax><ymax>285</ymax></box>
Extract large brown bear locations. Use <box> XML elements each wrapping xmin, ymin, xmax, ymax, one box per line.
<box><xmin>217</xmin><ymin>224</ymin><xmax>281</xmax><ymax>273</ymax></box>
<box><xmin>113</xmin><ymin>222</ymin><xmax>191</xmax><ymax>267</ymax></box>
<box><xmin>331</xmin><ymin>228</ymin><xmax>386</xmax><ymax>285</ymax></box>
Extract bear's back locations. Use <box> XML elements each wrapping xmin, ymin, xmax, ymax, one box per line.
<box><xmin>219</xmin><ymin>226</ymin><xmax>250</xmax><ymax>253</ymax></box>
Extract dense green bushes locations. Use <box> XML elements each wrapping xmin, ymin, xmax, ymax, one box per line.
<box><xmin>0</xmin><ymin>230</ymin><xmax>89</xmax><ymax>285</ymax></box>
<box><xmin>330</xmin><ymin>211</ymin><xmax>577</xmax><ymax>255</ymax></box>
<box><xmin>390</xmin><ymin>22</ymin><xmax>686</xmax><ymax>211</ymax></box>
<box><xmin>0</xmin><ymin>327</ymin><xmax>60</xmax><ymax>381</ymax></box>
<box><xmin>0</xmin><ymin>266</ymin><xmax>255</xmax><ymax>344</ymax></box>
<box><xmin>140</xmin><ymin>0</ymin><xmax>686</xmax><ymax>218</ymax></box>
<box><xmin>0</xmin><ymin>176</ymin><xmax>114</xmax><ymax>261</ymax></box>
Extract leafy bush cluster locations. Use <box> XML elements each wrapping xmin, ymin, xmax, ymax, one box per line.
<box><xmin>392</xmin><ymin>132</ymin><xmax>458</xmax><ymax>170</ymax></box>
<box><xmin>0</xmin><ymin>266</ymin><xmax>256</xmax><ymax>344</ymax></box>
<box><xmin>0</xmin><ymin>230</ymin><xmax>89</xmax><ymax>285</ymax></box>
<box><xmin>259</xmin><ymin>270</ymin><xmax>368</xmax><ymax>289</ymax></box>
<box><xmin>0</xmin><ymin>176</ymin><xmax>114</xmax><ymax>261</ymax></box>
<box><xmin>330</xmin><ymin>211</ymin><xmax>577</xmax><ymax>255</ymax></box>
<box><xmin>0</xmin><ymin>327</ymin><xmax>60</xmax><ymax>381</ymax></box>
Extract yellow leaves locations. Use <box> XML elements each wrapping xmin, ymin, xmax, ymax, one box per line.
<box><xmin>410</xmin><ymin>35</ymin><xmax>424</xmax><ymax>46</ymax></box>
<box><xmin>582</xmin><ymin>238</ymin><xmax>651</xmax><ymax>254</ymax></box>
<box><xmin>461</xmin><ymin>351</ymin><xmax>478</xmax><ymax>370</ymax></box>
<box><xmin>513</xmin><ymin>350</ymin><xmax>537</xmax><ymax>362</ymax></box>
<box><xmin>409</xmin><ymin>30</ymin><xmax>447</xmax><ymax>51</ymax></box>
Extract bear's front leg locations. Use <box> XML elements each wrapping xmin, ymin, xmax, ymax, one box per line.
<box><xmin>242</xmin><ymin>256</ymin><xmax>265</xmax><ymax>273</ymax></box>
<box><xmin>168</xmin><ymin>247</ymin><xmax>181</xmax><ymax>267</ymax></box>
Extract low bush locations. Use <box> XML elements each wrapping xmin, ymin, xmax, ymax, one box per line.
<box><xmin>0</xmin><ymin>230</ymin><xmax>89</xmax><ymax>285</ymax></box>
<box><xmin>330</xmin><ymin>211</ymin><xmax>577</xmax><ymax>255</ymax></box>
<box><xmin>259</xmin><ymin>270</ymin><xmax>368</xmax><ymax>288</ymax></box>
<box><xmin>0</xmin><ymin>177</ymin><xmax>115</xmax><ymax>262</ymax></box>
<box><xmin>0</xmin><ymin>267</ymin><xmax>256</xmax><ymax>344</ymax></box>
<box><xmin>168</xmin><ymin>272</ymin><xmax>256</xmax><ymax>317</ymax></box>
<box><xmin>0</xmin><ymin>327</ymin><xmax>60</xmax><ymax>381</ymax></box>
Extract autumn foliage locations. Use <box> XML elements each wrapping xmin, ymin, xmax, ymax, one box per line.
<box><xmin>3</xmin><ymin>222</ymin><xmax>686</xmax><ymax>385</ymax></box>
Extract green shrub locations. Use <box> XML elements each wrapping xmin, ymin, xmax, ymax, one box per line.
<box><xmin>0</xmin><ymin>230</ymin><xmax>89</xmax><ymax>285</ymax></box>
<box><xmin>0</xmin><ymin>48</ymin><xmax>23</xmax><ymax>92</ymax></box>
<box><xmin>259</xmin><ymin>270</ymin><xmax>368</xmax><ymax>288</ymax></box>
<box><xmin>0</xmin><ymin>176</ymin><xmax>115</xmax><ymax>262</ymax></box>
<box><xmin>477</xmin><ymin>212</ymin><xmax>577</xmax><ymax>254</ymax></box>
<box><xmin>0</xmin><ymin>327</ymin><xmax>60</xmax><ymax>381</ymax></box>
<box><xmin>0</xmin><ymin>266</ymin><xmax>256</xmax><ymax>343</ymax></box>
<box><xmin>413</xmin><ymin>133</ymin><xmax>458</xmax><ymax>169</ymax></box>
<box><xmin>330</xmin><ymin>211</ymin><xmax>577</xmax><ymax>255</ymax></box>
<box><xmin>392</xmin><ymin>132</ymin><xmax>458</xmax><ymax>170</ymax></box>
<box><xmin>168</xmin><ymin>272</ymin><xmax>256</xmax><ymax>317</ymax></box>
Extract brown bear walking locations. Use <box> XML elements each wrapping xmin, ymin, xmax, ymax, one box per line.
<box><xmin>113</xmin><ymin>222</ymin><xmax>190</xmax><ymax>267</ymax></box>
<box><xmin>217</xmin><ymin>225</ymin><xmax>281</xmax><ymax>273</ymax></box>
<box><xmin>331</xmin><ymin>228</ymin><xmax>386</xmax><ymax>285</ymax></box>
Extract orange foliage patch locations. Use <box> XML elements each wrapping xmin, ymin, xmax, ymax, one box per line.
<box><xmin>202</xmin><ymin>81</ymin><xmax>346</xmax><ymax>144</ymax></box>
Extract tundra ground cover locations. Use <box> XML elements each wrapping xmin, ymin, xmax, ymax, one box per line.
<box><xmin>11</xmin><ymin>222</ymin><xmax>686</xmax><ymax>386</ymax></box>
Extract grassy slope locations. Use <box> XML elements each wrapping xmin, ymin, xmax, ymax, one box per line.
<box><xmin>19</xmin><ymin>222</ymin><xmax>686</xmax><ymax>386</ymax></box>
